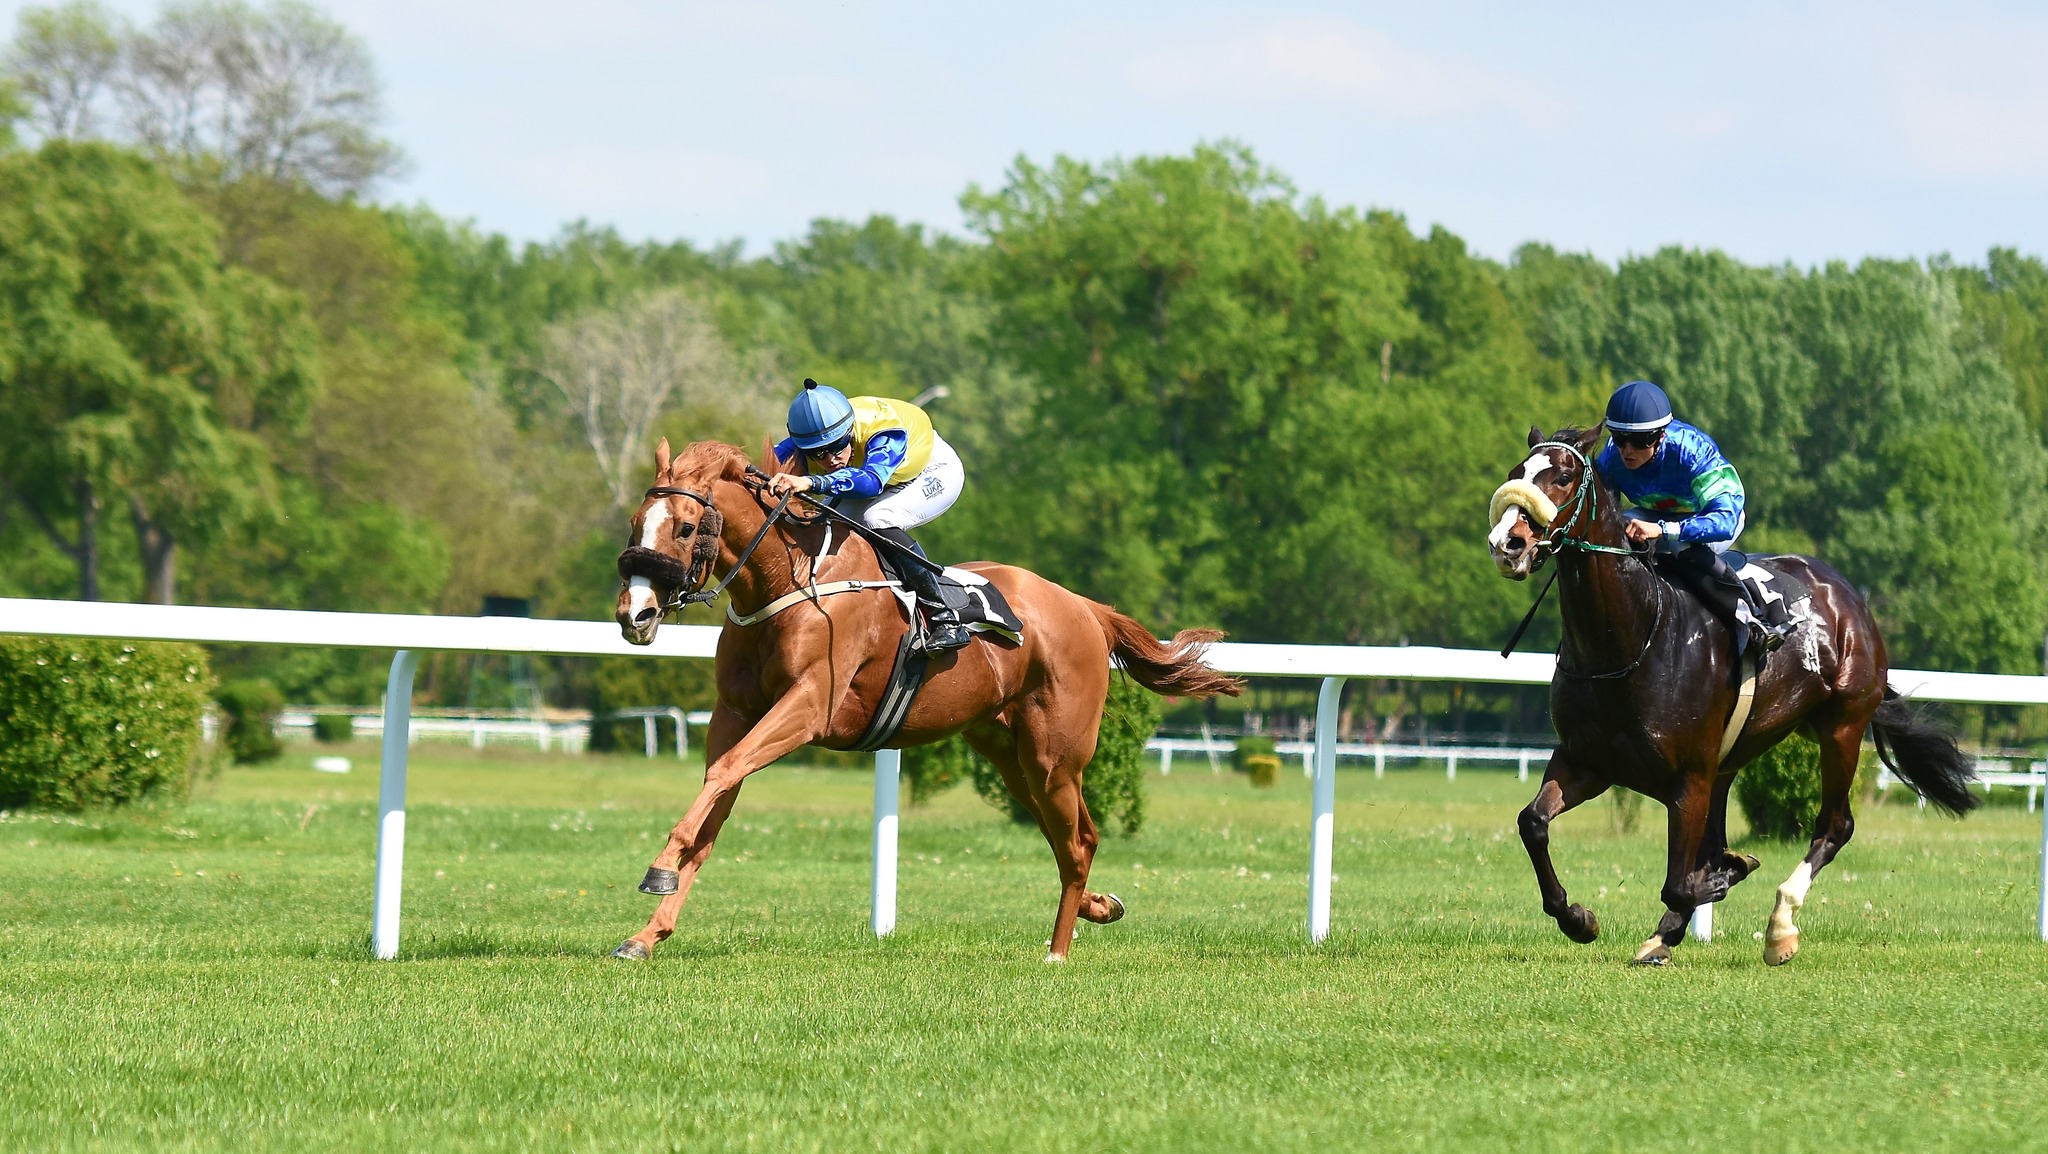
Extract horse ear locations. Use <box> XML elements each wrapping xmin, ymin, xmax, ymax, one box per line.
<box><xmin>761</xmin><ymin>435</ymin><xmax>791</xmax><ymax>475</ymax></box>
<box><xmin>1527</xmin><ymin>425</ymin><xmax>1544</xmax><ymax>448</ymax></box>
<box><xmin>655</xmin><ymin>437</ymin><xmax>672</xmax><ymax>479</ymax></box>
<box><xmin>1575</xmin><ymin>424</ymin><xmax>1606</xmax><ymax>453</ymax></box>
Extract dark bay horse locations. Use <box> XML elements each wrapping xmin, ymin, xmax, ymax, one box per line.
<box><xmin>611</xmin><ymin>438</ymin><xmax>1242</xmax><ymax>962</ymax></box>
<box><xmin>1489</xmin><ymin>425</ymin><xmax>1976</xmax><ymax>965</ymax></box>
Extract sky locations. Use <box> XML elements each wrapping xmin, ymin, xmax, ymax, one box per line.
<box><xmin>9</xmin><ymin>0</ymin><xmax>2048</xmax><ymax>266</ymax></box>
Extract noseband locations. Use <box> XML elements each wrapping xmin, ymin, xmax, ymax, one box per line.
<box><xmin>617</xmin><ymin>476</ymin><xmax>796</xmax><ymax>616</ymax></box>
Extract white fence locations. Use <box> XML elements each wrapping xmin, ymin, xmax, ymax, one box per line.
<box><xmin>3</xmin><ymin>595</ymin><xmax>2047</xmax><ymax>958</ymax></box>
<box><xmin>1149</xmin><ymin>737</ymin><xmax>1555</xmax><ymax>780</ymax></box>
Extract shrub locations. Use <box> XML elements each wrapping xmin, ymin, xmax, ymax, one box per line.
<box><xmin>0</xmin><ymin>638</ymin><xmax>214</xmax><ymax>809</ymax></box>
<box><xmin>216</xmin><ymin>678</ymin><xmax>285</xmax><ymax>764</ymax></box>
<box><xmin>312</xmin><ymin>713</ymin><xmax>355</xmax><ymax>744</ymax></box>
<box><xmin>902</xmin><ymin>736</ymin><xmax>975</xmax><ymax>805</ymax></box>
<box><xmin>1234</xmin><ymin>735</ymin><xmax>1281</xmax><ymax>788</ymax></box>
<box><xmin>1737</xmin><ymin>733</ymin><xmax>1822</xmax><ymax>840</ymax></box>
<box><xmin>966</xmin><ymin>674</ymin><xmax>1162</xmax><ymax>835</ymax></box>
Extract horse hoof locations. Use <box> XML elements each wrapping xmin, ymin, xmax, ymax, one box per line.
<box><xmin>1043</xmin><ymin>953</ymin><xmax>1067</xmax><ymax>965</ymax></box>
<box><xmin>1085</xmin><ymin>893</ymin><xmax>1126</xmax><ymax>924</ymax></box>
<box><xmin>1630</xmin><ymin>938</ymin><xmax>1672</xmax><ymax>966</ymax></box>
<box><xmin>610</xmin><ymin>939</ymin><xmax>651</xmax><ymax>962</ymax></box>
<box><xmin>1558</xmin><ymin>904</ymin><xmax>1600</xmax><ymax>944</ymax></box>
<box><xmin>638</xmin><ymin>867</ymin><xmax>679</xmax><ymax>895</ymax></box>
<box><xmin>1764</xmin><ymin>933</ymin><xmax>1800</xmax><ymax>967</ymax></box>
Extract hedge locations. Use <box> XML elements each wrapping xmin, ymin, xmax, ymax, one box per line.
<box><xmin>0</xmin><ymin>637</ymin><xmax>214</xmax><ymax>809</ymax></box>
<box><xmin>905</xmin><ymin>674</ymin><xmax>1161</xmax><ymax>835</ymax></box>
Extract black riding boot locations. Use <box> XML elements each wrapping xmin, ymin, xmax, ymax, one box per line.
<box><xmin>874</xmin><ymin>528</ymin><xmax>971</xmax><ymax>653</ymax></box>
<box><xmin>1670</xmin><ymin>545</ymin><xmax>1768</xmax><ymax>657</ymax></box>
<box><xmin>1742</xmin><ymin>576</ymin><xmax>1798</xmax><ymax>648</ymax></box>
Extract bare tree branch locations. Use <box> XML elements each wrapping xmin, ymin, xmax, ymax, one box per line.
<box><xmin>533</xmin><ymin>288</ymin><xmax>776</xmax><ymax>509</ymax></box>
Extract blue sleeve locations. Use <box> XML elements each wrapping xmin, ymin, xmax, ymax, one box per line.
<box><xmin>1592</xmin><ymin>444</ymin><xmax>1624</xmax><ymax>495</ymax></box>
<box><xmin>1669</xmin><ymin>434</ymin><xmax>1745</xmax><ymax>544</ymax></box>
<box><xmin>809</xmin><ymin>430</ymin><xmax>909</xmax><ymax>498</ymax></box>
<box><xmin>773</xmin><ymin>437</ymin><xmax>801</xmax><ymax>468</ymax></box>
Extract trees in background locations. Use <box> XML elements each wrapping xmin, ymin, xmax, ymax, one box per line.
<box><xmin>0</xmin><ymin>141</ymin><xmax>316</xmax><ymax>604</ymax></box>
<box><xmin>6</xmin><ymin>0</ymin><xmax>2048</xmax><ymax>705</ymax></box>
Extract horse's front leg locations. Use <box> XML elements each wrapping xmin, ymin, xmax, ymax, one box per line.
<box><xmin>612</xmin><ymin>690</ymin><xmax>825</xmax><ymax>961</ymax></box>
<box><xmin>1633</xmin><ymin>770</ymin><xmax>1714</xmax><ymax>966</ymax></box>
<box><xmin>1519</xmin><ymin>751</ymin><xmax>1610</xmax><ymax>944</ymax></box>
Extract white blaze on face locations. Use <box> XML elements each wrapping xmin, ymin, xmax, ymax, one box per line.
<box><xmin>1517</xmin><ymin>451</ymin><xmax>1553</xmax><ymax>484</ymax></box>
<box><xmin>1488</xmin><ymin>507</ymin><xmax>1523</xmax><ymax>552</ymax></box>
<box><xmin>626</xmin><ymin>501</ymin><xmax>671</xmax><ymax>621</ymax></box>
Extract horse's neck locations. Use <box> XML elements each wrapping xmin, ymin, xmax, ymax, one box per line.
<box><xmin>711</xmin><ymin>486</ymin><xmax>869</xmax><ymax>610</ymax></box>
<box><xmin>1556</xmin><ymin>494</ymin><xmax>1660</xmax><ymax>667</ymax></box>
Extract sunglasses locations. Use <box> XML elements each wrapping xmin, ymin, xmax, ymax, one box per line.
<box><xmin>804</xmin><ymin>437</ymin><xmax>853</xmax><ymax>459</ymax></box>
<box><xmin>1613</xmin><ymin>431</ymin><xmax>1664</xmax><ymax>450</ymax></box>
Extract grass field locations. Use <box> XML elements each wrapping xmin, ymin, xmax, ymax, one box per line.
<box><xmin>4</xmin><ymin>744</ymin><xmax>2048</xmax><ymax>1152</ymax></box>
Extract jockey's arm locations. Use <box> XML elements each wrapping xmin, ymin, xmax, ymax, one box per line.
<box><xmin>809</xmin><ymin>429</ymin><xmax>908</xmax><ymax>498</ymax></box>
<box><xmin>1669</xmin><ymin>446</ymin><xmax>1745</xmax><ymax>546</ymax></box>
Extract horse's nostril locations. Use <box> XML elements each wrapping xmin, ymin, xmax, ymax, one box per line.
<box><xmin>1503</xmin><ymin>537</ymin><xmax>1523</xmax><ymax>553</ymax></box>
<box><xmin>634</xmin><ymin>607</ymin><xmax>658</xmax><ymax>626</ymax></box>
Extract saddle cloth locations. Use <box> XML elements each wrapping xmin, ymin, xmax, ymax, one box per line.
<box><xmin>1726</xmin><ymin>552</ymin><xmax>1813</xmax><ymax>626</ymax></box>
<box><xmin>874</xmin><ymin>552</ymin><xmax>1024</xmax><ymax>643</ymax></box>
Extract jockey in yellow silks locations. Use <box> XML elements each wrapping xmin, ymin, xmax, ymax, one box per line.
<box><xmin>768</xmin><ymin>379</ymin><xmax>969</xmax><ymax>651</ymax></box>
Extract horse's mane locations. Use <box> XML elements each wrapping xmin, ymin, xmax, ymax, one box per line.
<box><xmin>672</xmin><ymin>440</ymin><xmax>756</xmax><ymax>485</ymax></box>
<box><xmin>1547</xmin><ymin>424</ymin><xmax>1604</xmax><ymax>447</ymax></box>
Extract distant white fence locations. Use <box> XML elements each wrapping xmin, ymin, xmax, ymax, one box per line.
<box><xmin>3</xmin><ymin>595</ymin><xmax>2047</xmax><ymax>957</ymax></box>
<box><xmin>277</xmin><ymin>708</ymin><xmax>717</xmax><ymax>758</ymax></box>
<box><xmin>1150</xmin><ymin>737</ymin><xmax>1554</xmax><ymax>780</ymax></box>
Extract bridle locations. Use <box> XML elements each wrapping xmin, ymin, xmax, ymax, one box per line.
<box><xmin>1522</xmin><ymin>441</ymin><xmax>1635</xmax><ymax>566</ymax></box>
<box><xmin>616</xmin><ymin>472</ymin><xmax>803</xmax><ymax>617</ymax></box>
<box><xmin>1497</xmin><ymin>439</ymin><xmax>1656</xmax><ymax>665</ymax></box>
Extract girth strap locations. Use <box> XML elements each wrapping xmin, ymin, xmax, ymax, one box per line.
<box><xmin>849</xmin><ymin>630</ymin><xmax>930</xmax><ymax>753</ymax></box>
<box><xmin>1719</xmin><ymin>646</ymin><xmax>1759</xmax><ymax>765</ymax></box>
<box><xmin>726</xmin><ymin>579</ymin><xmax>903</xmax><ymax>627</ymax></box>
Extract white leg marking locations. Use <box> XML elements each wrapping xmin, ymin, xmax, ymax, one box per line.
<box><xmin>1765</xmin><ymin>860</ymin><xmax>1813</xmax><ymax>964</ymax></box>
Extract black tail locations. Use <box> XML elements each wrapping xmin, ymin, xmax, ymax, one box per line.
<box><xmin>1871</xmin><ymin>688</ymin><xmax>1979</xmax><ymax>816</ymax></box>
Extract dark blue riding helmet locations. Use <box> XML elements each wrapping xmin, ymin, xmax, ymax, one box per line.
<box><xmin>1605</xmin><ymin>380</ymin><xmax>1673</xmax><ymax>434</ymax></box>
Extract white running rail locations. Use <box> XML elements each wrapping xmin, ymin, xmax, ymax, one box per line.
<box><xmin>3</xmin><ymin>595</ymin><xmax>2046</xmax><ymax>956</ymax></box>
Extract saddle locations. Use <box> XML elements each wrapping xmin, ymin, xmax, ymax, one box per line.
<box><xmin>839</xmin><ymin>551</ymin><xmax>1023</xmax><ymax>753</ymax></box>
<box><xmin>872</xmin><ymin>551</ymin><xmax>1024</xmax><ymax>645</ymax></box>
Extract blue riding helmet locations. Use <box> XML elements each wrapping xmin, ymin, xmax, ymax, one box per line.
<box><xmin>1606</xmin><ymin>380</ymin><xmax>1673</xmax><ymax>434</ymax></box>
<box><xmin>786</xmin><ymin>378</ymin><xmax>855</xmax><ymax>450</ymax></box>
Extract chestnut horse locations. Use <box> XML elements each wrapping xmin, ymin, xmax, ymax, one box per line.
<box><xmin>609</xmin><ymin>438</ymin><xmax>1242</xmax><ymax>962</ymax></box>
<box><xmin>1489</xmin><ymin>425</ymin><xmax>1976</xmax><ymax>965</ymax></box>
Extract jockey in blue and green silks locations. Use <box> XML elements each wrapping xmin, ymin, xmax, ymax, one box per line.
<box><xmin>1596</xmin><ymin>379</ymin><xmax>1795</xmax><ymax>653</ymax></box>
<box><xmin>768</xmin><ymin>378</ymin><xmax>970</xmax><ymax>652</ymax></box>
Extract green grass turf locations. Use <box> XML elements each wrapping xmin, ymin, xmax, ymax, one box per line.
<box><xmin>4</xmin><ymin>742</ymin><xmax>2048</xmax><ymax>1152</ymax></box>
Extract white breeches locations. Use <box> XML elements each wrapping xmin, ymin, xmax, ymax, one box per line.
<box><xmin>840</xmin><ymin>434</ymin><xmax>964</xmax><ymax>532</ymax></box>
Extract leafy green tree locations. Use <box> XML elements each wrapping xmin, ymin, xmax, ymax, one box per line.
<box><xmin>0</xmin><ymin>140</ymin><xmax>316</xmax><ymax>602</ymax></box>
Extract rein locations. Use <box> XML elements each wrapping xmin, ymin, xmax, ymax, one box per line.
<box><xmin>1498</xmin><ymin>440</ymin><xmax>1648</xmax><ymax>661</ymax></box>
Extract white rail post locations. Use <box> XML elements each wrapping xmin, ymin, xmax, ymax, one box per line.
<box><xmin>1309</xmin><ymin>676</ymin><xmax>1345</xmax><ymax>944</ymax></box>
<box><xmin>2038</xmin><ymin>745</ymin><xmax>2048</xmax><ymax>942</ymax></box>
<box><xmin>873</xmin><ymin>749</ymin><xmax>900</xmax><ymax>937</ymax></box>
<box><xmin>372</xmin><ymin>649</ymin><xmax>421</xmax><ymax>961</ymax></box>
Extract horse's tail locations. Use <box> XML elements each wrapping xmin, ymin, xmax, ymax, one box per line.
<box><xmin>1088</xmin><ymin>602</ymin><xmax>1244</xmax><ymax>700</ymax></box>
<box><xmin>1871</xmin><ymin>687</ymin><xmax>1979</xmax><ymax>816</ymax></box>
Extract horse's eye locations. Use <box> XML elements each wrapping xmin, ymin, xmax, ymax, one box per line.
<box><xmin>676</xmin><ymin>522</ymin><xmax>694</xmax><ymax>538</ymax></box>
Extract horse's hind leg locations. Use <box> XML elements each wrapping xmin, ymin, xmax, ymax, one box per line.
<box><xmin>1765</xmin><ymin>709</ymin><xmax>1864</xmax><ymax>967</ymax></box>
<box><xmin>1519</xmin><ymin>752</ymin><xmax>1610</xmax><ymax>944</ymax></box>
<box><xmin>1006</xmin><ymin>700</ymin><xmax>1115</xmax><ymax>962</ymax></box>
